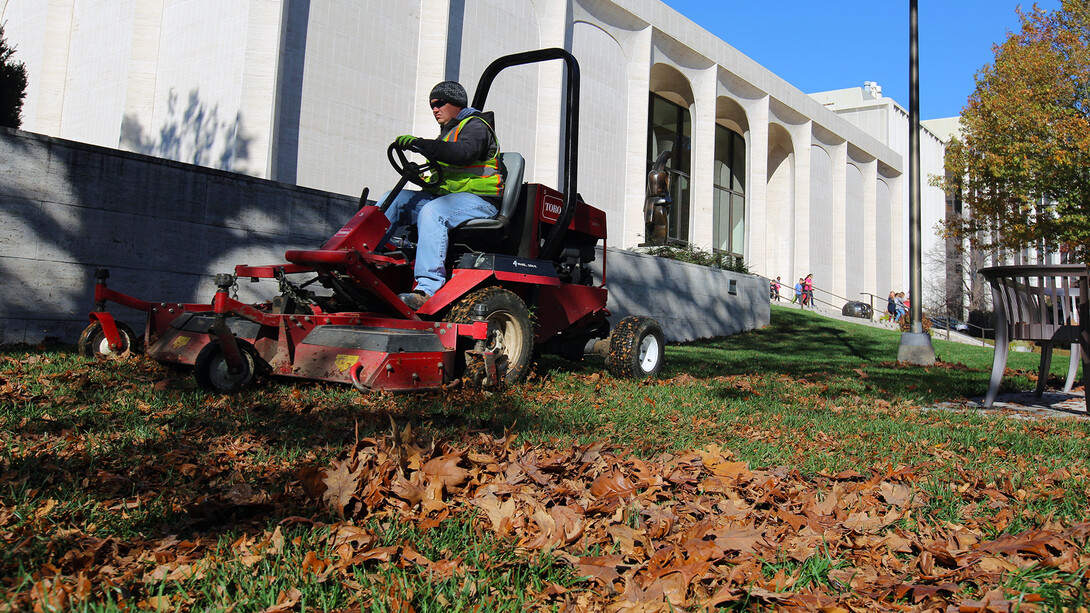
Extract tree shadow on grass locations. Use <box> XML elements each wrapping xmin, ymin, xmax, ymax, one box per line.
<box><xmin>668</xmin><ymin>312</ymin><xmax>892</xmax><ymax>375</ymax></box>
<box><xmin>664</xmin><ymin>308</ymin><xmax>1001</xmax><ymax>405</ymax></box>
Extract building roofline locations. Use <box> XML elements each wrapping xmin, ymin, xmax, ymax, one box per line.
<box><xmin>627</xmin><ymin>0</ymin><xmax>902</xmax><ymax>167</ymax></box>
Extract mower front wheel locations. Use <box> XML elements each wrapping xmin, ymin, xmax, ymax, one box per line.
<box><xmin>77</xmin><ymin>322</ymin><xmax>137</xmax><ymax>358</ymax></box>
<box><xmin>607</xmin><ymin>316</ymin><xmax>665</xmax><ymax>379</ymax></box>
<box><xmin>193</xmin><ymin>338</ymin><xmax>260</xmax><ymax>392</ymax></box>
<box><xmin>451</xmin><ymin>287</ymin><xmax>533</xmax><ymax>386</ymax></box>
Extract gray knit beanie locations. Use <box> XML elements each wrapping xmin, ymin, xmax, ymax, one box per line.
<box><xmin>429</xmin><ymin>81</ymin><xmax>468</xmax><ymax>108</ymax></box>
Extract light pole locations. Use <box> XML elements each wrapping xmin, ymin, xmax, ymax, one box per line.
<box><xmin>898</xmin><ymin>0</ymin><xmax>936</xmax><ymax>365</ymax></box>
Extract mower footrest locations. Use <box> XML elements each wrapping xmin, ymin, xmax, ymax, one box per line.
<box><xmin>285</xmin><ymin>249</ymin><xmax>355</xmax><ymax>267</ymax></box>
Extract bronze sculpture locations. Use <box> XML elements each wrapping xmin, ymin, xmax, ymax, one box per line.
<box><xmin>642</xmin><ymin>150</ymin><xmax>672</xmax><ymax>246</ymax></box>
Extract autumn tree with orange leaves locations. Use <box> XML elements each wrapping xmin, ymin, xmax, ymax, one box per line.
<box><xmin>939</xmin><ymin>1</ymin><xmax>1090</xmax><ymax>263</ymax></box>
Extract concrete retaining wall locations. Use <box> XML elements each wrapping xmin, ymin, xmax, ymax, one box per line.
<box><xmin>0</xmin><ymin>128</ymin><xmax>360</xmax><ymax>344</ymax></box>
<box><xmin>0</xmin><ymin>128</ymin><xmax>768</xmax><ymax>345</ymax></box>
<box><xmin>596</xmin><ymin>248</ymin><xmax>769</xmax><ymax>342</ymax></box>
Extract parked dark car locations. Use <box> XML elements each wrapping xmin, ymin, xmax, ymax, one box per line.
<box><xmin>841</xmin><ymin>301</ymin><xmax>873</xmax><ymax>319</ymax></box>
<box><xmin>930</xmin><ymin>316</ymin><xmax>969</xmax><ymax>332</ymax></box>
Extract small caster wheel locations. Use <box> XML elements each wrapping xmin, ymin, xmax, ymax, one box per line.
<box><xmin>193</xmin><ymin>338</ymin><xmax>260</xmax><ymax>392</ymax></box>
<box><xmin>77</xmin><ymin>322</ymin><xmax>137</xmax><ymax>358</ymax></box>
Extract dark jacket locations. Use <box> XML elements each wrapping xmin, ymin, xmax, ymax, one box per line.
<box><xmin>412</xmin><ymin>109</ymin><xmax>497</xmax><ymax>166</ymax></box>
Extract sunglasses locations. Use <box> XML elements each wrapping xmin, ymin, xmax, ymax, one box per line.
<box><xmin>430</xmin><ymin>99</ymin><xmax>451</xmax><ymax>109</ymax></box>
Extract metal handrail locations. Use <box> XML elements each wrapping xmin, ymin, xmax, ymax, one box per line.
<box><xmin>926</xmin><ymin>315</ymin><xmax>992</xmax><ymax>346</ymax></box>
<box><xmin>763</xmin><ymin>275</ymin><xmax>996</xmax><ymax>344</ymax></box>
<box><xmin>765</xmin><ymin>277</ymin><xmax>858</xmax><ymax>312</ymax></box>
<box><xmin>860</xmin><ymin>292</ymin><xmax>885</xmax><ymax>320</ymax></box>
<box><xmin>809</xmin><ymin>285</ymin><xmax>851</xmax><ymax>310</ymax></box>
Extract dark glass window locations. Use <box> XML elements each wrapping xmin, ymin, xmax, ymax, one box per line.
<box><xmin>647</xmin><ymin>93</ymin><xmax>691</xmax><ymax>243</ymax></box>
<box><xmin>713</xmin><ymin>124</ymin><xmax>745</xmax><ymax>257</ymax></box>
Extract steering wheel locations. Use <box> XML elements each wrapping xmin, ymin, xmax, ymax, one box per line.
<box><xmin>387</xmin><ymin>142</ymin><xmax>443</xmax><ymax>189</ymax></box>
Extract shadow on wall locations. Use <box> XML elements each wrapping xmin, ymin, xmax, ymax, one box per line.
<box><xmin>120</xmin><ymin>88</ymin><xmax>252</xmax><ymax>171</ymax></box>
<box><xmin>0</xmin><ymin>114</ymin><xmax>354</xmax><ymax>344</ymax></box>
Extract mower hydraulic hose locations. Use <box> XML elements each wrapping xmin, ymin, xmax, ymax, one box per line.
<box><xmin>349</xmin><ymin>361</ymin><xmax>368</xmax><ymax>392</ymax></box>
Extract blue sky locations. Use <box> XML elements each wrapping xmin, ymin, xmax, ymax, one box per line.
<box><xmin>661</xmin><ymin>0</ymin><xmax>1061</xmax><ymax>120</ymax></box>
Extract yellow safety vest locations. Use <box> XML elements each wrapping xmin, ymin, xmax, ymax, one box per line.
<box><xmin>433</xmin><ymin>115</ymin><xmax>503</xmax><ymax>196</ymax></box>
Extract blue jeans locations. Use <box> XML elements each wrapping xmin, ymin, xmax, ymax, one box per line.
<box><xmin>379</xmin><ymin>189</ymin><xmax>496</xmax><ymax>296</ymax></box>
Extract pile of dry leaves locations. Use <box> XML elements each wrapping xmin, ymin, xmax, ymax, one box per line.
<box><xmin>294</xmin><ymin>425</ymin><xmax>1090</xmax><ymax>611</ymax></box>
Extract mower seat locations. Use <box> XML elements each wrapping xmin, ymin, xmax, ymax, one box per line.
<box><xmin>449</xmin><ymin>152</ymin><xmax>524</xmax><ymax>245</ymax></box>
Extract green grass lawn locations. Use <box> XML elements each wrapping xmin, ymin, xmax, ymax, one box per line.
<box><xmin>1</xmin><ymin>305</ymin><xmax>1088</xmax><ymax>611</ymax></box>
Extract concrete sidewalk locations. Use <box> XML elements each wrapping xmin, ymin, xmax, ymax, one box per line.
<box><xmin>926</xmin><ymin>391</ymin><xmax>1088</xmax><ymax>421</ymax></box>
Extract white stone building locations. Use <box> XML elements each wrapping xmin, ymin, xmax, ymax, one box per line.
<box><xmin>1</xmin><ymin>0</ymin><xmax>953</xmax><ymax>305</ymax></box>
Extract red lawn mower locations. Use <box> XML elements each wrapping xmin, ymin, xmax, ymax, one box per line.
<box><xmin>79</xmin><ymin>49</ymin><xmax>665</xmax><ymax>392</ymax></box>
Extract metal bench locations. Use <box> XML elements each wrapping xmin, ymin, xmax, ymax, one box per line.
<box><xmin>979</xmin><ymin>264</ymin><xmax>1090</xmax><ymax>408</ymax></box>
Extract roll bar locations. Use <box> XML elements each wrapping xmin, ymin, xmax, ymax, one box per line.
<box><xmin>471</xmin><ymin>48</ymin><xmax>579</xmax><ymax>262</ymax></box>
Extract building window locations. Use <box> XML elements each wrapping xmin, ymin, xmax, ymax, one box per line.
<box><xmin>647</xmin><ymin>93</ymin><xmax>691</xmax><ymax>243</ymax></box>
<box><xmin>713</xmin><ymin>124</ymin><xmax>746</xmax><ymax>257</ymax></box>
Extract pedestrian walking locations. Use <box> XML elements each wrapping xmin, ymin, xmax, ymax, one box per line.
<box><xmin>894</xmin><ymin>292</ymin><xmax>908</xmax><ymax>319</ymax></box>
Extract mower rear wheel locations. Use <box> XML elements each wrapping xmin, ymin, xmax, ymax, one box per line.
<box><xmin>77</xmin><ymin>322</ymin><xmax>137</xmax><ymax>358</ymax></box>
<box><xmin>450</xmin><ymin>287</ymin><xmax>533</xmax><ymax>386</ymax></box>
<box><xmin>194</xmin><ymin>338</ymin><xmax>260</xmax><ymax>392</ymax></box>
<box><xmin>607</xmin><ymin>316</ymin><xmax>665</xmax><ymax>379</ymax></box>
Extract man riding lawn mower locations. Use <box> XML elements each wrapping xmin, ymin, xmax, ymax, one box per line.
<box><xmin>381</xmin><ymin>79</ymin><xmax>505</xmax><ymax>311</ymax></box>
<box><xmin>78</xmin><ymin>49</ymin><xmax>666</xmax><ymax>392</ymax></box>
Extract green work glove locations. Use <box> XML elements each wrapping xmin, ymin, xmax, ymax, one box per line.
<box><xmin>395</xmin><ymin>134</ymin><xmax>418</xmax><ymax>148</ymax></box>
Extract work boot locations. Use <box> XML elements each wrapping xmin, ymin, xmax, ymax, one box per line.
<box><xmin>398</xmin><ymin>291</ymin><xmax>429</xmax><ymax>310</ymax></box>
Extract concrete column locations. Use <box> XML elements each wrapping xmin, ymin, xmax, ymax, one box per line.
<box><xmin>689</xmin><ymin>66</ymin><xmax>717</xmax><ymax>248</ymax></box>
<box><xmin>122</xmin><ymin>0</ymin><xmax>163</xmax><ymax>146</ymax></box>
<box><xmin>764</xmin><ymin>120</ymin><xmax>795</xmax><ymax>282</ymax></box>
<box><xmin>414</xmin><ymin>0</ymin><xmax>451</xmax><ymax>135</ymax></box>
<box><xmin>234</xmin><ymin>0</ymin><xmax>284</xmax><ymax>178</ymax></box>
<box><xmin>34</xmin><ymin>0</ymin><xmax>76</xmax><ymax>135</ymax></box>
<box><xmin>861</xmin><ymin>158</ymin><xmax>878</xmax><ymax>296</ymax></box>
<box><xmin>890</xmin><ymin>173</ymin><xmax>906</xmax><ymax>291</ymax></box>
<box><xmin>791</xmin><ymin>121</ymin><xmax>812</xmax><ymax>280</ymax></box>
<box><xmin>621</xmin><ymin>26</ymin><xmax>652</xmax><ymax>250</ymax></box>
<box><xmin>530</xmin><ymin>0</ymin><xmax>570</xmax><ymax>189</ymax></box>
<box><xmin>829</xmin><ymin>140</ymin><xmax>847</xmax><ymax>298</ymax></box>
<box><xmin>743</xmin><ymin>97</ymin><xmax>769</xmax><ymax>274</ymax></box>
